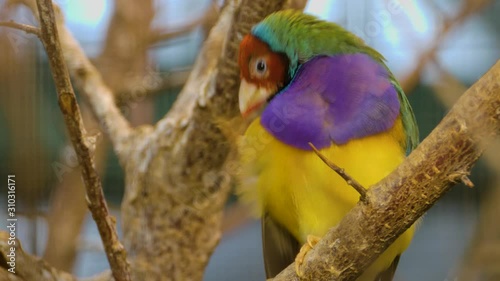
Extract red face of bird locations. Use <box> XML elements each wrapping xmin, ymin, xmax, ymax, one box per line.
<box><xmin>238</xmin><ymin>35</ymin><xmax>289</xmax><ymax>118</ymax></box>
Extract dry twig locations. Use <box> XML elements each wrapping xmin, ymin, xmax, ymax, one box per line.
<box><xmin>17</xmin><ymin>0</ymin><xmax>133</xmax><ymax>155</ymax></box>
<box><xmin>309</xmin><ymin>142</ymin><xmax>368</xmax><ymax>203</ymax></box>
<box><xmin>34</xmin><ymin>0</ymin><xmax>131</xmax><ymax>280</ymax></box>
<box><xmin>0</xmin><ymin>20</ymin><xmax>40</xmax><ymax>37</ymax></box>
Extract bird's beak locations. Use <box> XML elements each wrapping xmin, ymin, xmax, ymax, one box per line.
<box><xmin>239</xmin><ymin>79</ymin><xmax>273</xmax><ymax>118</ymax></box>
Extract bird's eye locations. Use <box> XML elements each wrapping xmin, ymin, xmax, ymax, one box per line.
<box><xmin>252</xmin><ymin>58</ymin><xmax>268</xmax><ymax>78</ymax></box>
<box><xmin>256</xmin><ymin>59</ymin><xmax>266</xmax><ymax>73</ymax></box>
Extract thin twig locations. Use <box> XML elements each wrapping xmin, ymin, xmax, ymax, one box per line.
<box><xmin>0</xmin><ymin>20</ymin><xmax>40</xmax><ymax>37</ymax></box>
<box><xmin>461</xmin><ymin>175</ymin><xmax>474</xmax><ymax>188</ymax></box>
<box><xmin>35</xmin><ymin>0</ymin><xmax>131</xmax><ymax>280</ymax></box>
<box><xmin>308</xmin><ymin>142</ymin><xmax>369</xmax><ymax>204</ymax></box>
<box><xmin>19</xmin><ymin>0</ymin><xmax>133</xmax><ymax>157</ymax></box>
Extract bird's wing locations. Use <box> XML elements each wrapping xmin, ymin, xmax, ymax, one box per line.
<box><xmin>392</xmin><ymin>80</ymin><xmax>419</xmax><ymax>153</ymax></box>
<box><xmin>262</xmin><ymin>213</ymin><xmax>301</xmax><ymax>278</ymax></box>
<box><xmin>260</xmin><ymin>53</ymin><xmax>403</xmax><ymax>150</ymax></box>
<box><xmin>376</xmin><ymin>255</ymin><xmax>401</xmax><ymax>281</ymax></box>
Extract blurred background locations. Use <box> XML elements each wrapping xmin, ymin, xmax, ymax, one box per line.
<box><xmin>0</xmin><ymin>0</ymin><xmax>499</xmax><ymax>280</ymax></box>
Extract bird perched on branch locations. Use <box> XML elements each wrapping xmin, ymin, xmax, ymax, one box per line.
<box><xmin>237</xmin><ymin>10</ymin><xmax>419</xmax><ymax>281</ymax></box>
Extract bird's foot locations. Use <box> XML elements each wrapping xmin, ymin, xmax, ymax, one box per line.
<box><xmin>295</xmin><ymin>235</ymin><xmax>321</xmax><ymax>277</ymax></box>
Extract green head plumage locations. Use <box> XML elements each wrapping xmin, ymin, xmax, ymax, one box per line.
<box><xmin>252</xmin><ymin>10</ymin><xmax>386</xmax><ymax>77</ymax></box>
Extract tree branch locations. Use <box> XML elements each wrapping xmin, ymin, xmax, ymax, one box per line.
<box><xmin>428</xmin><ymin>59</ymin><xmax>500</xmax><ymax>279</ymax></box>
<box><xmin>34</xmin><ymin>0</ymin><xmax>130</xmax><ymax>280</ymax></box>
<box><xmin>0</xmin><ymin>232</ymin><xmax>76</xmax><ymax>281</ymax></box>
<box><xmin>309</xmin><ymin>142</ymin><xmax>368</xmax><ymax>203</ymax></box>
<box><xmin>15</xmin><ymin>0</ymin><xmax>133</xmax><ymax>158</ymax></box>
<box><xmin>0</xmin><ymin>20</ymin><xmax>40</xmax><ymax>37</ymax></box>
<box><xmin>273</xmin><ymin>60</ymin><xmax>500</xmax><ymax>280</ymax></box>
<box><xmin>115</xmin><ymin>1</ymin><xmax>288</xmax><ymax>279</ymax></box>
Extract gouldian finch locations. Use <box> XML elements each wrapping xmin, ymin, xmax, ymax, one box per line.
<box><xmin>237</xmin><ymin>10</ymin><xmax>419</xmax><ymax>281</ymax></box>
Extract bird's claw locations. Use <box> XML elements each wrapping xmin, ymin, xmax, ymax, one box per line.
<box><xmin>295</xmin><ymin>235</ymin><xmax>321</xmax><ymax>277</ymax></box>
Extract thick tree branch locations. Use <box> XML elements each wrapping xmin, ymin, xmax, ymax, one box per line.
<box><xmin>273</xmin><ymin>60</ymin><xmax>500</xmax><ymax>280</ymax></box>
<box><xmin>431</xmin><ymin>60</ymin><xmax>500</xmax><ymax>174</ymax></box>
<box><xmin>116</xmin><ymin>1</ymin><xmax>288</xmax><ymax>279</ymax></box>
<box><xmin>428</xmin><ymin>60</ymin><xmax>500</xmax><ymax>279</ymax></box>
<box><xmin>34</xmin><ymin>0</ymin><xmax>130</xmax><ymax>280</ymax></box>
<box><xmin>0</xmin><ymin>232</ymin><xmax>76</xmax><ymax>281</ymax></box>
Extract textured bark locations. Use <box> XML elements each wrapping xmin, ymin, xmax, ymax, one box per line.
<box><xmin>431</xmin><ymin>63</ymin><xmax>500</xmax><ymax>281</ymax></box>
<box><xmin>0</xmin><ymin>232</ymin><xmax>76</xmax><ymax>281</ymax></box>
<box><xmin>120</xmin><ymin>1</ymin><xmax>287</xmax><ymax>279</ymax></box>
<box><xmin>273</xmin><ymin>60</ymin><xmax>500</xmax><ymax>280</ymax></box>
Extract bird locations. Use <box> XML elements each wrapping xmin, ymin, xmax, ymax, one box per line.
<box><xmin>236</xmin><ymin>10</ymin><xmax>419</xmax><ymax>281</ymax></box>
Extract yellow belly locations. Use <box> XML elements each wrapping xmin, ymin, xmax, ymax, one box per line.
<box><xmin>238</xmin><ymin>117</ymin><xmax>415</xmax><ymax>280</ymax></box>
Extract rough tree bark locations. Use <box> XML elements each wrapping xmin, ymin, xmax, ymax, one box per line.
<box><xmin>116</xmin><ymin>1</ymin><xmax>288</xmax><ymax>280</ymax></box>
<box><xmin>2</xmin><ymin>0</ymin><xmax>287</xmax><ymax>280</ymax></box>
<box><xmin>118</xmin><ymin>1</ymin><xmax>284</xmax><ymax>280</ymax></box>
<box><xmin>430</xmin><ymin>61</ymin><xmax>500</xmax><ymax>281</ymax></box>
<box><xmin>0</xmin><ymin>232</ymin><xmax>76</xmax><ymax>281</ymax></box>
